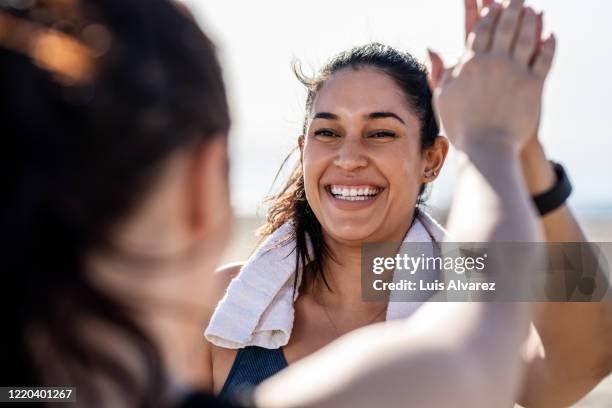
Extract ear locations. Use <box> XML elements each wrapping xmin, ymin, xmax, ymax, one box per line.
<box><xmin>421</xmin><ymin>136</ymin><xmax>449</xmax><ymax>182</ymax></box>
<box><xmin>188</xmin><ymin>135</ymin><xmax>233</xmax><ymax>241</ymax></box>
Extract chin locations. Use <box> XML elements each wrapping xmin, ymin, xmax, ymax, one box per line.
<box><xmin>322</xmin><ymin>220</ymin><xmax>383</xmax><ymax>244</ymax></box>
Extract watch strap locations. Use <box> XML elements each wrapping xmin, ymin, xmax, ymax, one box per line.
<box><xmin>532</xmin><ymin>161</ymin><xmax>572</xmax><ymax>216</ymax></box>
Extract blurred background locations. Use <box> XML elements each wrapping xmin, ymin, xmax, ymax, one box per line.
<box><xmin>183</xmin><ymin>0</ymin><xmax>611</xmax><ymax>256</ymax></box>
<box><xmin>183</xmin><ymin>1</ymin><xmax>611</xmax><ymax>404</ymax></box>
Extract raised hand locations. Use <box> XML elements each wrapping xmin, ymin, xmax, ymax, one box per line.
<box><xmin>429</xmin><ymin>0</ymin><xmax>555</xmax><ymax>153</ymax></box>
<box><xmin>431</xmin><ymin>1</ymin><xmax>544</xmax><ymax>90</ymax></box>
<box><xmin>431</xmin><ymin>1</ymin><xmax>546</xmax><ymax>152</ymax></box>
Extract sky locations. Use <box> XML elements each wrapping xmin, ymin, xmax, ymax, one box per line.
<box><xmin>182</xmin><ymin>0</ymin><xmax>612</xmax><ymax>217</ymax></box>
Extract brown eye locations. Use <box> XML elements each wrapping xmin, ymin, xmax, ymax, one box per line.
<box><xmin>314</xmin><ymin>129</ymin><xmax>337</xmax><ymax>138</ymax></box>
<box><xmin>370</xmin><ymin>131</ymin><xmax>396</xmax><ymax>139</ymax></box>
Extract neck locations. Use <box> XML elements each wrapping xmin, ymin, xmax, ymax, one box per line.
<box><xmin>315</xmin><ymin>243</ymin><xmax>363</xmax><ymax>309</ymax></box>
<box><xmin>139</xmin><ymin>302</ymin><xmax>210</xmax><ymax>394</ymax></box>
<box><xmin>313</xmin><ymin>211</ymin><xmax>416</xmax><ymax>311</ymax></box>
<box><xmin>86</xmin><ymin>249</ymin><xmax>217</xmax><ymax>401</ymax></box>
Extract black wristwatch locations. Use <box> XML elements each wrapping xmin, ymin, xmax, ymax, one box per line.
<box><xmin>532</xmin><ymin>161</ymin><xmax>572</xmax><ymax>216</ymax></box>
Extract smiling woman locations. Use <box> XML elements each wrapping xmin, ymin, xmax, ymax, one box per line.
<box><xmin>263</xmin><ymin>44</ymin><xmax>448</xmax><ymax>282</ymax></box>
<box><xmin>208</xmin><ymin>43</ymin><xmax>450</xmax><ymax>398</ymax></box>
<box><xmin>301</xmin><ymin>64</ymin><xmax>448</xmax><ymax>245</ymax></box>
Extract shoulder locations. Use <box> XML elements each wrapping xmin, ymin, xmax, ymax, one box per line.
<box><xmin>201</xmin><ymin>263</ymin><xmax>244</xmax><ymax>390</ymax></box>
<box><xmin>203</xmin><ymin>262</ymin><xmax>244</xmax><ymax>335</ymax></box>
<box><xmin>209</xmin><ymin>262</ymin><xmax>244</xmax><ymax>302</ymax></box>
<box><xmin>206</xmin><ymin>263</ymin><xmax>244</xmax><ymax>392</ymax></box>
<box><xmin>216</xmin><ymin>262</ymin><xmax>243</xmax><ymax>278</ymax></box>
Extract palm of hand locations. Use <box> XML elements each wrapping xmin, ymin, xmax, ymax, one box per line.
<box><xmin>430</xmin><ymin>1</ymin><xmax>555</xmax><ymax>153</ymax></box>
<box><xmin>436</xmin><ymin>52</ymin><xmax>543</xmax><ymax>151</ymax></box>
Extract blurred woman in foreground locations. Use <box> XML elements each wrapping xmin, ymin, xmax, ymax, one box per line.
<box><xmin>1</xmin><ymin>0</ymin><xmax>559</xmax><ymax>407</ymax></box>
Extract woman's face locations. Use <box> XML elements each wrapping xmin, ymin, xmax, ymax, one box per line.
<box><xmin>302</xmin><ymin>67</ymin><xmax>432</xmax><ymax>245</ymax></box>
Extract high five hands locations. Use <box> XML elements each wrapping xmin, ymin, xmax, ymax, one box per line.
<box><xmin>429</xmin><ymin>0</ymin><xmax>556</xmax><ymax>153</ymax></box>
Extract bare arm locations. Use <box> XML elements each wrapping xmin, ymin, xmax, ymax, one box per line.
<box><xmin>255</xmin><ymin>2</ymin><xmax>548</xmax><ymax>406</ymax></box>
<box><xmin>462</xmin><ymin>2</ymin><xmax>612</xmax><ymax>405</ymax></box>
<box><xmin>518</xmin><ymin>141</ymin><xmax>612</xmax><ymax>408</ymax></box>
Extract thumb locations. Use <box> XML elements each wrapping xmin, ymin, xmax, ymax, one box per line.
<box><xmin>427</xmin><ymin>48</ymin><xmax>443</xmax><ymax>90</ymax></box>
<box><xmin>427</xmin><ymin>48</ymin><xmax>446</xmax><ymax>91</ymax></box>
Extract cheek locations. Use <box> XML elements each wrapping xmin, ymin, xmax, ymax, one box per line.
<box><xmin>380</xmin><ymin>147</ymin><xmax>424</xmax><ymax>201</ymax></box>
<box><xmin>302</xmin><ymin>143</ymin><xmax>328</xmax><ymax>203</ymax></box>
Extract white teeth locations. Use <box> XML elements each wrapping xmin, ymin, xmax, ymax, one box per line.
<box><xmin>336</xmin><ymin>195</ymin><xmax>368</xmax><ymax>201</ymax></box>
<box><xmin>328</xmin><ymin>185</ymin><xmax>381</xmax><ymax>199</ymax></box>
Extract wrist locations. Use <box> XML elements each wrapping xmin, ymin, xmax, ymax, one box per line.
<box><xmin>456</xmin><ymin>140</ymin><xmax>523</xmax><ymax>189</ymax></box>
<box><xmin>520</xmin><ymin>138</ymin><xmax>545</xmax><ymax>161</ymax></box>
<box><xmin>458</xmin><ymin>130</ymin><xmax>521</xmax><ymax>158</ymax></box>
<box><xmin>531</xmin><ymin>162</ymin><xmax>573</xmax><ymax>216</ymax></box>
<box><xmin>520</xmin><ymin>140</ymin><xmax>556</xmax><ymax>195</ymax></box>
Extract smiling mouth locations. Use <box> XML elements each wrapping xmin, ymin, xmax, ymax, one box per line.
<box><xmin>326</xmin><ymin>184</ymin><xmax>383</xmax><ymax>201</ymax></box>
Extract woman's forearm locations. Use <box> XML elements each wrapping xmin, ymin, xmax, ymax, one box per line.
<box><xmin>520</xmin><ymin>140</ymin><xmax>586</xmax><ymax>241</ymax></box>
<box><xmin>448</xmin><ymin>137</ymin><xmax>542</xmax><ymax>243</ymax></box>
<box><xmin>517</xmin><ymin>141</ymin><xmax>612</xmax><ymax>407</ymax></box>
<box><xmin>255</xmin><ymin>302</ymin><xmax>529</xmax><ymax>408</ymax></box>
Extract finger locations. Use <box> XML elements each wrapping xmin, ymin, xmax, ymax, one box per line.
<box><xmin>532</xmin><ymin>34</ymin><xmax>556</xmax><ymax>78</ymax></box>
<box><xmin>428</xmin><ymin>49</ymin><xmax>453</xmax><ymax>94</ymax></box>
<box><xmin>427</xmin><ymin>49</ymin><xmax>445</xmax><ymax>90</ymax></box>
<box><xmin>535</xmin><ymin>11</ymin><xmax>543</xmax><ymax>42</ymax></box>
<box><xmin>480</xmin><ymin>0</ymin><xmax>495</xmax><ymax>8</ymax></box>
<box><xmin>513</xmin><ymin>7</ymin><xmax>538</xmax><ymax>66</ymax></box>
<box><xmin>491</xmin><ymin>0</ymin><xmax>525</xmax><ymax>54</ymax></box>
<box><xmin>439</xmin><ymin>67</ymin><xmax>453</xmax><ymax>89</ymax></box>
<box><xmin>465</xmin><ymin>0</ymin><xmax>480</xmax><ymax>41</ymax></box>
<box><xmin>467</xmin><ymin>3</ymin><xmax>502</xmax><ymax>54</ymax></box>
<box><xmin>530</xmin><ymin>11</ymin><xmax>544</xmax><ymax>65</ymax></box>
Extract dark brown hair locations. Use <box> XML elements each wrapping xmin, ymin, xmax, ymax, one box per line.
<box><xmin>260</xmin><ymin>43</ymin><xmax>438</xmax><ymax>291</ymax></box>
<box><xmin>0</xmin><ymin>0</ymin><xmax>228</xmax><ymax>405</ymax></box>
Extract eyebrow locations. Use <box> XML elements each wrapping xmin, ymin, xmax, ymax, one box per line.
<box><xmin>313</xmin><ymin>112</ymin><xmax>339</xmax><ymax>120</ymax></box>
<box><xmin>367</xmin><ymin>111</ymin><xmax>405</xmax><ymax>124</ymax></box>
<box><xmin>312</xmin><ymin>111</ymin><xmax>405</xmax><ymax>125</ymax></box>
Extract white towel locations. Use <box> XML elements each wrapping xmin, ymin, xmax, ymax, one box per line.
<box><xmin>205</xmin><ymin>209</ymin><xmax>448</xmax><ymax>349</ymax></box>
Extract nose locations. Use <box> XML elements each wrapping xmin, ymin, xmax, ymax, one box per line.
<box><xmin>333</xmin><ymin>137</ymin><xmax>368</xmax><ymax>171</ymax></box>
